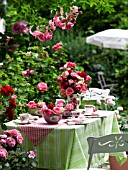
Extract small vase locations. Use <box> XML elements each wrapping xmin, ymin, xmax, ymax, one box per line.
<box><xmin>72</xmin><ymin>93</ymin><xmax>82</xmax><ymax>110</ymax></box>
<box><xmin>43</xmin><ymin>114</ymin><xmax>62</xmax><ymax>124</ymax></box>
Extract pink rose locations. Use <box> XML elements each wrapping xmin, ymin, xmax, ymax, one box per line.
<box><xmin>106</xmin><ymin>99</ymin><xmax>115</xmax><ymax>106</ymax></box>
<box><xmin>55</xmin><ymin>99</ymin><xmax>65</xmax><ymax>107</ymax></box>
<box><xmin>60</xmin><ymin>89</ymin><xmax>66</xmax><ymax>96</ymax></box>
<box><xmin>61</xmin><ymin>71</ymin><xmax>69</xmax><ymax>78</ymax></box>
<box><xmin>66</xmin><ymin>104</ymin><xmax>74</xmax><ymax>110</ymax></box>
<box><xmin>11</xmin><ymin>95</ymin><xmax>17</xmax><ymax>100</ymax></box>
<box><xmin>68</xmin><ymin>79</ymin><xmax>74</xmax><ymax>85</ymax></box>
<box><xmin>9</xmin><ymin>129</ymin><xmax>21</xmax><ymax>137</ymax></box>
<box><xmin>37</xmin><ymin>82</ymin><xmax>47</xmax><ymax>91</ymax></box>
<box><xmin>27</xmin><ymin>150</ymin><xmax>36</xmax><ymax>159</ymax></box>
<box><xmin>17</xmin><ymin>135</ymin><xmax>23</xmax><ymax>144</ymax></box>
<box><xmin>0</xmin><ymin>147</ymin><xmax>8</xmax><ymax>161</ymax></box>
<box><xmin>29</xmin><ymin>70</ymin><xmax>34</xmax><ymax>74</ymax></box>
<box><xmin>0</xmin><ymin>134</ymin><xmax>7</xmax><ymax>139</ymax></box>
<box><xmin>86</xmin><ymin>75</ymin><xmax>92</xmax><ymax>82</ymax></box>
<box><xmin>0</xmin><ymin>139</ymin><xmax>7</xmax><ymax>146</ymax></box>
<box><xmin>80</xmin><ymin>84</ymin><xmax>88</xmax><ymax>93</ymax></box>
<box><xmin>6</xmin><ymin>137</ymin><xmax>16</xmax><ymax>148</ymax></box>
<box><xmin>27</xmin><ymin>101</ymin><xmax>38</xmax><ymax>109</ymax></box>
<box><xmin>64</xmin><ymin>61</ymin><xmax>76</xmax><ymax>69</ymax></box>
<box><xmin>38</xmin><ymin>102</ymin><xmax>46</xmax><ymax>108</ymax></box>
<box><xmin>75</xmin><ymin>84</ymin><xmax>82</xmax><ymax>91</ymax></box>
<box><xmin>66</xmin><ymin>87</ymin><xmax>74</xmax><ymax>96</ymax></box>
<box><xmin>57</xmin><ymin>76</ymin><xmax>63</xmax><ymax>82</ymax></box>
<box><xmin>43</xmin><ymin>108</ymin><xmax>53</xmax><ymax>115</ymax></box>
<box><xmin>53</xmin><ymin>107</ymin><xmax>62</xmax><ymax>114</ymax></box>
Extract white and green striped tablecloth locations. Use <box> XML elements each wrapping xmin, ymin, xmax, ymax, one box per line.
<box><xmin>1</xmin><ymin>110</ymin><xmax>126</xmax><ymax>170</ymax></box>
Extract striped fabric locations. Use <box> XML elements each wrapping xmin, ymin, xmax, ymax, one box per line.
<box><xmin>18</xmin><ymin>118</ymin><xmax>65</xmax><ymax>146</ymax></box>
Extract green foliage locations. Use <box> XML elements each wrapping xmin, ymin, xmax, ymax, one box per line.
<box><xmin>0</xmin><ymin>148</ymin><xmax>37</xmax><ymax>170</ymax></box>
<box><xmin>0</xmin><ymin>46</ymin><xmax>68</xmax><ymax>115</ymax></box>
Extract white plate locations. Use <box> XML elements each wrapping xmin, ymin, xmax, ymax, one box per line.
<box><xmin>13</xmin><ymin>119</ymin><xmax>30</xmax><ymax>124</ymax></box>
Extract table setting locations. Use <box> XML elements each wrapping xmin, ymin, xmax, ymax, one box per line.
<box><xmin>0</xmin><ymin>62</ymin><xmax>126</xmax><ymax>169</ymax></box>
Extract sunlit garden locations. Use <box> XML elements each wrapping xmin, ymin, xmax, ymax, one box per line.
<box><xmin>0</xmin><ymin>0</ymin><xmax>128</xmax><ymax>169</ymax></box>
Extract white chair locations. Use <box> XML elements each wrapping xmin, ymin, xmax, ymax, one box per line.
<box><xmin>82</xmin><ymin>88</ymin><xmax>110</xmax><ymax>101</ymax></box>
<box><xmin>97</xmin><ymin>71</ymin><xmax>118</xmax><ymax>91</ymax></box>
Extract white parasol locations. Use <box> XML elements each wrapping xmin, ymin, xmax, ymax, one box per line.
<box><xmin>86</xmin><ymin>29</ymin><xmax>128</xmax><ymax>50</ymax></box>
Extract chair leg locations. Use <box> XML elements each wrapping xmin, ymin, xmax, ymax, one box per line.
<box><xmin>87</xmin><ymin>154</ymin><xmax>93</xmax><ymax>170</ymax></box>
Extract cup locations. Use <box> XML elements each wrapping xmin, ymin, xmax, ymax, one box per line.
<box><xmin>84</xmin><ymin>105</ymin><xmax>95</xmax><ymax>115</ymax></box>
<box><xmin>19</xmin><ymin>113</ymin><xmax>30</xmax><ymax>122</ymax></box>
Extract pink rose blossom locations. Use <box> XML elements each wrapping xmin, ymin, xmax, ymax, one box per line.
<box><xmin>57</xmin><ymin>76</ymin><xmax>63</xmax><ymax>82</ymax></box>
<box><xmin>29</xmin><ymin>70</ymin><xmax>34</xmax><ymax>74</ymax></box>
<box><xmin>0</xmin><ymin>134</ymin><xmax>7</xmax><ymax>139</ymax></box>
<box><xmin>75</xmin><ymin>84</ymin><xmax>82</xmax><ymax>91</ymax></box>
<box><xmin>53</xmin><ymin>107</ymin><xmax>62</xmax><ymax>114</ymax></box>
<box><xmin>22</xmin><ymin>70</ymin><xmax>29</xmax><ymax>77</ymax></box>
<box><xmin>80</xmin><ymin>84</ymin><xmax>88</xmax><ymax>93</ymax></box>
<box><xmin>86</xmin><ymin>75</ymin><xmax>92</xmax><ymax>82</ymax></box>
<box><xmin>106</xmin><ymin>98</ymin><xmax>115</xmax><ymax>106</ymax></box>
<box><xmin>62</xmin><ymin>71</ymin><xmax>69</xmax><ymax>78</ymax></box>
<box><xmin>0</xmin><ymin>139</ymin><xmax>7</xmax><ymax>146</ymax></box>
<box><xmin>0</xmin><ymin>147</ymin><xmax>8</xmax><ymax>161</ymax></box>
<box><xmin>27</xmin><ymin>150</ymin><xmax>36</xmax><ymax>159</ymax></box>
<box><xmin>6</xmin><ymin>137</ymin><xmax>16</xmax><ymax>148</ymax></box>
<box><xmin>66</xmin><ymin>104</ymin><xmax>74</xmax><ymax>110</ymax></box>
<box><xmin>17</xmin><ymin>135</ymin><xmax>23</xmax><ymax>144</ymax></box>
<box><xmin>27</xmin><ymin>101</ymin><xmax>38</xmax><ymax>109</ymax></box>
<box><xmin>64</xmin><ymin>61</ymin><xmax>76</xmax><ymax>69</ymax></box>
<box><xmin>37</xmin><ymin>82</ymin><xmax>47</xmax><ymax>91</ymax></box>
<box><xmin>43</xmin><ymin>108</ymin><xmax>53</xmax><ymax>115</ymax></box>
<box><xmin>11</xmin><ymin>95</ymin><xmax>17</xmax><ymax>100</ymax></box>
<box><xmin>71</xmin><ymin>6</ymin><xmax>79</xmax><ymax>13</ymax></box>
<box><xmin>60</xmin><ymin>89</ymin><xmax>66</xmax><ymax>96</ymax></box>
<box><xmin>38</xmin><ymin>102</ymin><xmax>46</xmax><ymax>108</ymax></box>
<box><xmin>9</xmin><ymin>129</ymin><xmax>21</xmax><ymax>137</ymax></box>
<box><xmin>66</xmin><ymin>87</ymin><xmax>74</xmax><ymax>96</ymax></box>
<box><xmin>55</xmin><ymin>99</ymin><xmax>65</xmax><ymax>107</ymax></box>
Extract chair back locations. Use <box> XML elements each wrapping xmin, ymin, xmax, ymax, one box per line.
<box><xmin>87</xmin><ymin>133</ymin><xmax>128</xmax><ymax>170</ymax></box>
<box><xmin>82</xmin><ymin>88</ymin><xmax>110</xmax><ymax>101</ymax></box>
<box><xmin>97</xmin><ymin>71</ymin><xmax>106</xmax><ymax>89</ymax></box>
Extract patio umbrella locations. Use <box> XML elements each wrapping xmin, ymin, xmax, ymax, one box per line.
<box><xmin>86</xmin><ymin>29</ymin><xmax>128</xmax><ymax>50</ymax></box>
<box><xmin>86</xmin><ymin>29</ymin><xmax>128</xmax><ymax>93</ymax></box>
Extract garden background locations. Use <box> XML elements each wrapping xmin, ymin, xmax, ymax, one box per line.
<box><xmin>0</xmin><ymin>0</ymin><xmax>128</xmax><ymax>124</ymax></box>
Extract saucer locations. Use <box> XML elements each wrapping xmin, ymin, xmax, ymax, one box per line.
<box><xmin>13</xmin><ymin>119</ymin><xmax>30</xmax><ymax>124</ymax></box>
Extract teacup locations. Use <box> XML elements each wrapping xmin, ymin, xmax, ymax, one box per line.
<box><xmin>84</xmin><ymin>105</ymin><xmax>95</xmax><ymax>115</ymax></box>
<box><xmin>19</xmin><ymin>113</ymin><xmax>30</xmax><ymax>122</ymax></box>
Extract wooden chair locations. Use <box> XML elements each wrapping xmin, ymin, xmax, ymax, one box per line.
<box><xmin>87</xmin><ymin>133</ymin><xmax>128</xmax><ymax>170</ymax></box>
<box><xmin>97</xmin><ymin>71</ymin><xmax>118</xmax><ymax>92</ymax></box>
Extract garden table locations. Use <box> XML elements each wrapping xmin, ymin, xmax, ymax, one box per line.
<box><xmin>0</xmin><ymin>110</ymin><xmax>126</xmax><ymax>170</ymax></box>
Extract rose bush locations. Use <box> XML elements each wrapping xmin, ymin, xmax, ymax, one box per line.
<box><xmin>0</xmin><ymin>4</ymin><xmax>80</xmax><ymax>121</ymax></box>
<box><xmin>0</xmin><ymin>129</ymin><xmax>37</xmax><ymax>170</ymax></box>
<box><xmin>0</xmin><ymin>85</ymin><xmax>17</xmax><ymax>124</ymax></box>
